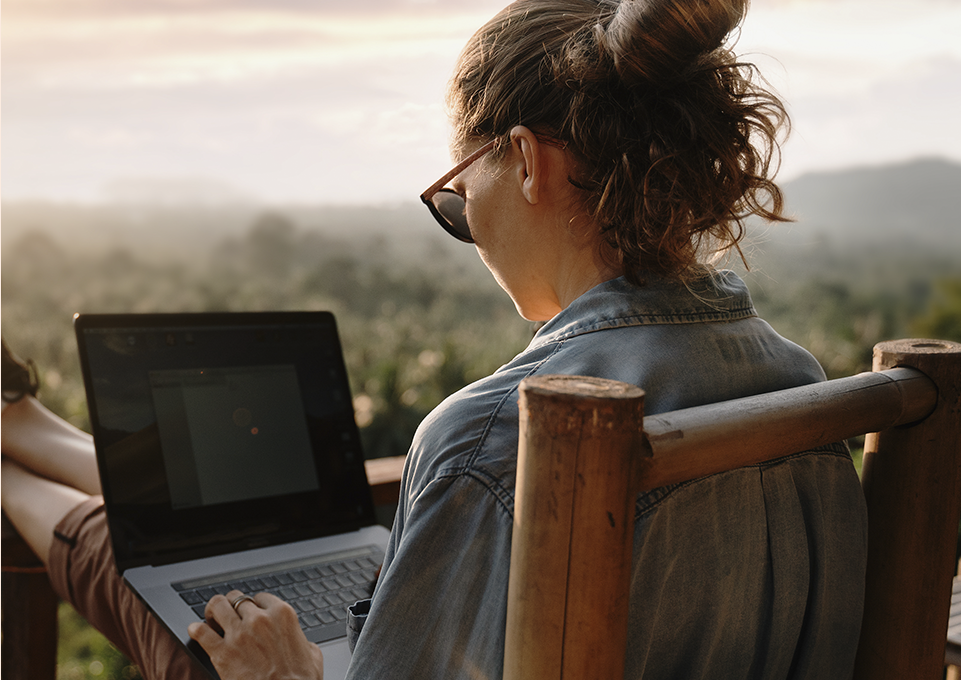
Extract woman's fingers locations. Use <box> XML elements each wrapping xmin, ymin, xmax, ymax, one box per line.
<box><xmin>227</xmin><ymin>591</ymin><xmax>259</xmax><ymax>617</ymax></box>
<box><xmin>204</xmin><ymin>593</ymin><xmax>239</xmax><ymax>629</ymax></box>
<box><xmin>187</xmin><ymin>618</ymin><xmax>223</xmax><ymax>648</ymax></box>
<box><xmin>188</xmin><ymin>589</ymin><xmax>324</xmax><ymax>680</ymax></box>
<box><xmin>254</xmin><ymin>591</ymin><xmax>292</xmax><ymax>612</ymax></box>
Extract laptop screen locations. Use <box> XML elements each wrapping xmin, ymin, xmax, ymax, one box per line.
<box><xmin>149</xmin><ymin>364</ymin><xmax>320</xmax><ymax>509</ymax></box>
<box><xmin>74</xmin><ymin>311</ymin><xmax>376</xmax><ymax>570</ymax></box>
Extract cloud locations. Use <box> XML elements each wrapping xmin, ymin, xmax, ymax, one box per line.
<box><xmin>2</xmin><ymin>0</ymin><xmax>959</xmax><ymax>202</ymax></box>
<box><xmin>781</xmin><ymin>55</ymin><xmax>961</xmax><ymax>178</ymax></box>
<box><xmin>2</xmin><ymin>2</ymin><xmax>491</xmax><ymax>91</ymax></box>
<box><xmin>733</xmin><ymin>0</ymin><xmax>961</xmax><ymax>179</ymax></box>
<box><xmin>2</xmin><ymin>0</ymin><xmax>506</xmax><ymax>19</ymax></box>
<box><xmin>740</xmin><ymin>0</ymin><xmax>961</xmax><ymax>95</ymax></box>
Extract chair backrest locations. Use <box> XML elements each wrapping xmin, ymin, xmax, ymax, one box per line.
<box><xmin>503</xmin><ymin>338</ymin><xmax>961</xmax><ymax>680</ymax></box>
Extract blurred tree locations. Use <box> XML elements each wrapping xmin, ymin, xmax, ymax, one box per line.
<box><xmin>302</xmin><ymin>255</ymin><xmax>362</xmax><ymax>307</ymax></box>
<box><xmin>358</xmin><ymin>358</ymin><xmax>430</xmax><ymax>459</ymax></box>
<box><xmin>912</xmin><ymin>278</ymin><xmax>961</xmax><ymax>342</ymax></box>
<box><xmin>58</xmin><ymin>603</ymin><xmax>142</xmax><ymax>680</ymax></box>
<box><xmin>244</xmin><ymin>212</ymin><xmax>297</xmax><ymax>278</ymax></box>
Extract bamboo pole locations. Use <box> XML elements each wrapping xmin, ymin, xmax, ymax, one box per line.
<box><xmin>1</xmin><ymin>515</ymin><xmax>58</xmax><ymax>680</ymax></box>
<box><xmin>854</xmin><ymin>339</ymin><xmax>961</xmax><ymax>680</ymax></box>
<box><xmin>504</xmin><ymin>375</ymin><xmax>645</xmax><ymax>680</ymax></box>
<box><xmin>639</xmin><ymin>366</ymin><xmax>937</xmax><ymax>492</ymax></box>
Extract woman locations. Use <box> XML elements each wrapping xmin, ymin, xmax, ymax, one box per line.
<box><xmin>2</xmin><ymin>0</ymin><xmax>868</xmax><ymax>678</ymax></box>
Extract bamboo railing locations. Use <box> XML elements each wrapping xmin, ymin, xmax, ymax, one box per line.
<box><xmin>1</xmin><ymin>514</ymin><xmax>59</xmax><ymax>680</ymax></box>
<box><xmin>504</xmin><ymin>339</ymin><xmax>961</xmax><ymax>680</ymax></box>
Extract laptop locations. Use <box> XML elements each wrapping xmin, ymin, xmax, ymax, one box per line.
<box><xmin>74</xmin><ymin>311</ymin><xmax>392</xmax><ymax>679</ymax></box>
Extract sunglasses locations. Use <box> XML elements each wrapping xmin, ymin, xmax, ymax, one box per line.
<box><xmin>419</xmin><ymin>139</ymin><xmax>497</xmax><ymax>243</ymax></box>
<box><xmin>420</xmin><ymin>135</ymin><xmax>569</xmax><ymax>243</ymax></box>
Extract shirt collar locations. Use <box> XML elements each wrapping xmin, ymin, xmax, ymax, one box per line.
<box><xmin>528</xmin><ymin>269</ymin><xmax>757</xmax><ymax>350</ymax></box>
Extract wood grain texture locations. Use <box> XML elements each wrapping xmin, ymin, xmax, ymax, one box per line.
<box><xmin>855</xmin><ymin>340</ymin><xmax>961</xmax><ymax>680</ymax></box>
<box><xmin>504</xmin><ymin>375</ymin><xmax>645</xmax><ymax>680</ymax></box>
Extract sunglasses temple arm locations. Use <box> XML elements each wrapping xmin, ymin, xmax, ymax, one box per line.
<box><xmin>419</xmin><ymin>139</ymin><xmax>497</xmax><ymax>200</ymax></box>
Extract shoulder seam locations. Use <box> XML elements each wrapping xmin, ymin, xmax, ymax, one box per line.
<box><xmin>465</xmin><ymin>339</ymin><xmax>567</xmax><ymax>471</ymax></box>
<box><xmin>422</xmin><ymin>466</ymin><xmax>517</xmax><ymax>518</ymax></box>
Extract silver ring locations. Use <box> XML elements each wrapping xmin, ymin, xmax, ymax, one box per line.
<box><xmin>229</xmin><ymin>594</ymin><xmax>257</xmax><ymax>613</ymax></box>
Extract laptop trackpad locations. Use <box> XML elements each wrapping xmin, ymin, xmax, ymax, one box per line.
<box><xmin>320</xmin><ymin>639</ymin><xmax>353</xmax><ymax>679</ymax></box>
<box><xmin>186</xmin><ymin>638</ymin><xmax>352</xmax><ymax>680</ymax></box>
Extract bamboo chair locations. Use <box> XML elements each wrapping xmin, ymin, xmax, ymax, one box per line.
<box><xmin>504</xmin><ymin>339</ymin><xmax>961</xmax><ymax>680</ymax></box>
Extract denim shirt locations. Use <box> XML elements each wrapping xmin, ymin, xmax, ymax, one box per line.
<box><xmin>345</xmin><ymin>271</ymin><xmax>868</xmax><ymax>679</ymax></box>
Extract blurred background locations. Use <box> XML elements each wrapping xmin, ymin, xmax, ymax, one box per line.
<box><xmin>2</xmin><ymin>0</ymin><xmax>960</xmax><ymax>677</ymax></box>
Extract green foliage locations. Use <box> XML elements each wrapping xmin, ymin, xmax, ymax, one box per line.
<box><xmin>1</xmin><ymin>211</ymin><xmax>534</xmax><ymax>451</ymax></box>
<box><xmin>57</xmin><ymin>603</ymin><xmax>142</xmax><ymax>680</ymax></box>
<box><xmin>912</xmin><ymin>278</ymin><xmax>961</xmax><ymax>342</ymax></box>
<box><xmin>738</xmin><ymin>242</ymin><xmax>960</xmax><ymax>379</ymax></box>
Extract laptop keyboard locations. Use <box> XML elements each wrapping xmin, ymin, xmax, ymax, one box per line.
<box><xmin>173</xmin><ymin>545</ymin><xmax>383</xmax><ymax>644</ymax></box>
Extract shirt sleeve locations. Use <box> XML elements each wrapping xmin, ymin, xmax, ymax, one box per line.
<box><xmin>345</xmin><ymin>471</ymin><xmax>513</xmax><ymax>679</ymax></box>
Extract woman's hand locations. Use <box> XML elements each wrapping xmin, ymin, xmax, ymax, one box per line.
<box><xmin>188</xmin><ymin>590</ymin><xmax>324</xmax><ymax>680</ymax></box>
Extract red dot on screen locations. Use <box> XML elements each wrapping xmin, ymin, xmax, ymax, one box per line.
<box><xmin>251</xmin><ymin>427</ymin><xmax>259</xmax><ymax>435</ymax></box>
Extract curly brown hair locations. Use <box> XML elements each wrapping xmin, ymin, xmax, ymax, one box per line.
<box><xmin>448</xmin><ymin>0</ymin><xmax>790</xmax><ymax>283</ymax></box>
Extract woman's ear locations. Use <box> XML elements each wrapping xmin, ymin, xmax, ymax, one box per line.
<box><xmin>509</xmin><ymin>126</ymin><xmax>542</xmax><ymax>205</ymax></box>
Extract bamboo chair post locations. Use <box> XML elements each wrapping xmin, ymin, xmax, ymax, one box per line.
<box><xmin>854</xmin><ymin>339</ymin><xmax>961</xmax><ymax>679</ymax></box>
<box><xmin>504</xmin><ymin>375</ymin><xmax>645</xmax><ymax>680</ymax></box>
<box><xmin>1</xmin><ymin>516</ymin><xmax>58</xmax><ymax>680</ymax></box>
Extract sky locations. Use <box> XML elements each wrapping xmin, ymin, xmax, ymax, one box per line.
<box><xmin>2</xmin><ymin>0</ymin><xmax>960</xmax><ymax>205</ymax></box>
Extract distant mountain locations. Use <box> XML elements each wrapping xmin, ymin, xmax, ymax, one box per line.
<box><xmin>774</xmin><ymin>157</ymin><xmax>961</xmax><ymax>249</ymax></box>
<box><xmin>3</xmin><ymin>157</ymin><xmax>959</xmax><ymax>259</ymax></box>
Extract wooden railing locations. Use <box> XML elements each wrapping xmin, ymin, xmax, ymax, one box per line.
<box><xmin>504</xmin><ymin>339</ymin><xmax>961</xmax><ymax>680</ymax></box>
<box><xmin>1</xmin><ymin>514</ymin><xmax>59</xmax><ymax>680</ymax></box>
<box><xmin>0</xmin><ymin>455</ymin><xmax>408</xmax><ymax>680</ymax></box>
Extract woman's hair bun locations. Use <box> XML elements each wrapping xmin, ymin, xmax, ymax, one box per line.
<box><xmin>449</xmin><ymin>0</ymin><xmax>789</xmax><ymax>284</ymax></box>
<box><xmin>600</xmin><ymin>0</ymin><xmax>748</xmax><ymax>87</ymax></box>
